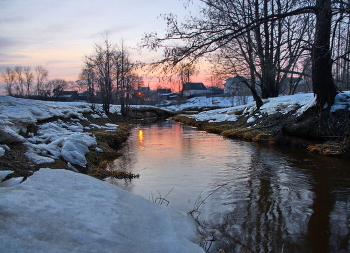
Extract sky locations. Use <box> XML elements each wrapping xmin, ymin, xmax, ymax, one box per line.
<box><xmin>0</xmin><ymin>0</ymin><xmax>206</xmax><ymax>94</ymax></box>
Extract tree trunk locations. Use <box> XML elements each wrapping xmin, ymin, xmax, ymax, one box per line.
<box><xmin>312</xmin><ymin>0</ymin><xmax>337</xmax><ymax>108</ymax></box>
<box><xmin>237</xmin><ymin>76</ymin><xmax>264</xmax><ymax>109</ymax></box>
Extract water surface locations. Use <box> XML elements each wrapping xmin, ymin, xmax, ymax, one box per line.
<box><xmin>108</xmin><ymin>120</ymin><xmax>350</xmax><ymax>252</ymax></box>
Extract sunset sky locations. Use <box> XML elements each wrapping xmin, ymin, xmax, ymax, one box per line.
<box><xmin>0</xmin><ymin>0</ymin><xmax>209</xmax><ymax>94</ymax></box>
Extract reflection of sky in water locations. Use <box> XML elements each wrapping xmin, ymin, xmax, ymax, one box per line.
<box><xmin>107</xmin><ymin>120</ymin><xmax>350</xmax><ymax>253</ymax></box>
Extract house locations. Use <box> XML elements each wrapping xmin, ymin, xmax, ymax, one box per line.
<box><xmin>157</xmin><ymin>88</ymin><xmax>172</xmax><ymax>95</ymax></box>
<box><xmin>157</xmin><ymin>88</ymin><xmax>175</xmax><ymax>101</ymax></box>
<box><xmin>137</xmin><ymin>86</ymin><xmax>151</xmax><ymax>96</ymax></box>
<box><xmin>280</xmin><ymin>77</ymin><xmax>312</xmax><ymax>94</ymax></box>
<box><xmin>182</xmin><ymin>82</ymin><xmax>207</xmax><ymax>96</ymax></box>
<box><xmin>54</xmin><ymin>91</ymin><xmax>78</xmax><ymax>102</ymax></box>
<box><xmin>207</xmin><ymin>86</ymin><xmax>224</xmax><ymax>95</ymax></box>
<box><xmin>77</xmin><ymin>91</ymin><xmax>90</xmax><ymax>101</ymax></box>
<box><xmin>224</xmin><ymin>77</ymin><xmax>253</xmax><ymax>96</ymax></box>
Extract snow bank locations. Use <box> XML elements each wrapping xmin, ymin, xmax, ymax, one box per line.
<box><xmin>331</xmin><ymin>91</ymin><xmax>350</xmax><ymax>112</ymax></box>
<box><xmin>187</xmin><ymin>93</ymin><xmax>320</xmax><ymax>123</ymax></box>
<box><xmin>0</xmin><ymin>168</ymin><xmax>204</xmax><ymax>253</ymax></box>
<box><xmin>0</xmin><ymin>96</ymin><xmax>122</xmax><ymax>167</ymax></box>
<box><xmin>0</xmin><ymin>96</ymin><xmax>92</xmax><ymax>143</ymax></box>
<box><xmin>163</xmin><ymin>96</ymin><xmax>253</xmax><ymax>111</ymax></box>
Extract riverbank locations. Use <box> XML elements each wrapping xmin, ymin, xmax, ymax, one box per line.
<box><xmin>168</xmin><ymin>93</ymin><xmax>350</xmax><ymax>157</ymax></box>
<box><xmin>0</xmin><ymin>96</ymin><xmax>173</xmax><ymax>179</ymax></box>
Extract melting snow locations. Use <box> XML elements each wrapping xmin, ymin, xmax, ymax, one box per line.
<box><xmin>182</xmin><ymin>92</ymin><xmax>350</xmax><ymax>122</ymax></box>
<box><xmin>0</xmin><ymin>168</ymin><xmax>204</xmax><ymax>253</ymax></box>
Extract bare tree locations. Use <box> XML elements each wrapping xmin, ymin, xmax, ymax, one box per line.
<box><xmin>83</xmin><ymin>35</ymin><xmax>139</xmax><ymax>116</ymax></box>
<box><xmin>177</xmin><ymin>62</ymin><xmax>197</xmax><ymax>95</ymax></box>
<box><xmin>114</xmin><ymin>42</ymin><xmax>137</xmax><ymax>117</ymax></box>
<box><xmin>23</xmin><ymin>66</ymin><xmax>34</xmax><ymax>97</ymax></box>
<box><xmin>95</xmin><ymin>35</ymin><xmax>116</xmax><ymax>114</ymax></box>
<box><xmin>142</xmin><ymin>0</ymin><xmax>349</xmax><ymax>109</ymax></box>
<box><xmin>35</xmin><ymin>65</ymin><xmax>49</xmax><ymax>97</ymax></box>
<box><xmin>14</xmin><ymin>66</ymin><xmax>25</xmax><ymax>97</ymax></box>
<box><xmin>1</xmin><ymin>67</ymin><xmax>16</xmax><ymax>96</ymax></box>
<box><xmin>78</xmin><ymin>61</ymin><xmax>97</xmax><ymax>108</ymax></box>
<box><xmin>332</xmin><ymin>12</ymin><xmax>350</xmax><ymax>90</ymax></box>
<box><xmin>311</xmin><ymin>0</ymin><xmax>337</xmax><ymax>108</ymax></box>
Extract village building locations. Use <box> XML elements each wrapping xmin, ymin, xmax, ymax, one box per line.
<box><xmin>182</xmin><ymin>82</ymin><xmax>207</xmax><ymax>97</ymax></box>
<box><xmin>53</xmin><ymin>91</ymin><xmax>78</xmax><ymax>102</ymax></box>
<box><xmin>224</xmin><ymin>77</ymin><xmax>252</xmax><ymax>96</ymax></box>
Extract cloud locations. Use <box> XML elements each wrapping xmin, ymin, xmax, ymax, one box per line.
<box><xmin>0</xmin><ymin>37</ymin><xmax>20</xmax><ymax>49</ymax></box>
<box><xmin>0</xmin><ymin>16</ymin><xmax>27</xmax><ymax>25</ymax></box>
<box><xmin>45</xmin><ymin>59</ymin><xmax>75</xmax><ymax>65</ymax></box>
<box><xmin>87</xmin><ymin>24</ymin><xmax>137</xmax><ymax>41</ymax></box>
<box><xmin>0</xmin><ymin>53</ymin><xmax>27</xmax><ymax>63</ymax></box>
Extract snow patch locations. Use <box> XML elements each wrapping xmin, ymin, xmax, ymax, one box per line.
<box><xmin>331</xmin><ymin>91</ymin><xmax>350</xmax><ymax>112</ymax></box>
<box><xmin>247</xmin><ymin>116</ymin><xmax>256</xmax><ymax>123</ymax></box>
<box><xmin>25</xmin><ymin>152</ymin><xmax>55</xmax><ymax>164</ymax></box>
<box><xmin>0</xmin><ymin>168</ymin><xmax>204</xmax><ymax>253</ymax></box>
<box><xmin>0</xmin><ymin>170</ymin><xmax>13</xmax><ymax>180</ymax></box>
<box><xmin>0</xmin><ymin>147</ymin><xmax>5</xmax><ymax>157</ymax></box>
<box><xmin>0</xmin><ymin>177</ymin><xmax>23</xmax><ymax>187</ymax></box>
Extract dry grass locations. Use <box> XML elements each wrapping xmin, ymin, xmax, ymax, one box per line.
<box><xmin>87</xmin><ymin>168</ymin><xmax>139</xmax><ymax>180</ymax></box>
<box><xmin>90</xmin><ymin>123</ymin><xmax>131</xmax><ymax>149</ymax></box>
<box><xmin>252</xmin><ymin>133</ymin><xmax>272</xmax><ymax>143</ymax></box>
<box><xmin>307</xmin><ymin>142</ymin><xmax>347</xmax><ymax>155</ymax></box>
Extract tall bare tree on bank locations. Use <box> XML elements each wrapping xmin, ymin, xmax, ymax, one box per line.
<box><xmin>114</xmin><ymin>42</ymin><xmax>135</xmax><ymax>117</ymax></box>
<box><xmin>83</xmin><ymin>35</ymin><xmax>139</xmax><ymax>116</ymax></box>
<box><xmin>311</xmin><ymin>0</ymin><xmax>336</xmax><ymax>108</ymax></box>
<box><xmin>142</xmin><ymin>0</ymin><xmax>349</xmax><ymax>110</ymax></box>
<box><xmin>86</xmin><ymin>35</ymin><xmax>116</xmax><ymax>114</ymax></box>
<box><xmin>78</xmin><ymin>61</ymin><xmax>97</xmax><ymax>108</ymax></box>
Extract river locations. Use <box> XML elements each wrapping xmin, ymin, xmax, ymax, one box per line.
<box><xmin>107</xmin><ymin>120</ymin><xmax>350</xmax><ymax>253</ymax></box>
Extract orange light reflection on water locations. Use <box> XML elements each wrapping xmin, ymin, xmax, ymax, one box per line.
<box><xmin>138</xmin><ymin>130</ymin><xmax>145</xmax><ymax>150</ymax></box>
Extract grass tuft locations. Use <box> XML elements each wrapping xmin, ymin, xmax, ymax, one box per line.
<box><xmin>88</xmin><ymin>168</ymin><xmax>140</xmax><ymax>180</ymax></box>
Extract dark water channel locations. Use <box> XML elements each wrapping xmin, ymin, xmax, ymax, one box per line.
<box><xmin>107</xmin><ymin>120</ymin><xmax>350</xmax><ymax>253</ymax></box>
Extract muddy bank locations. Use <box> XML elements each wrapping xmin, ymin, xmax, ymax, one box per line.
<box><xmin>172</xmin><ymin>107</ymin><xmax>350</xmax><ymax>157</ymax></box>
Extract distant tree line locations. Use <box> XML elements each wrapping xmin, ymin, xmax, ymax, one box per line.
<box><xmin>0</xmin><ymin>65</ymin><xmax>72</xmax><ymax>98</ymax></box>
<box><xmin>141</xmin><ymin>0</ymin><xmax>350</xmax><ymax>110</ymax></box>
<box><xmin>1</xmin><ymin>35</ymin><xmax>143</xmax><ymax>117</ymax></box>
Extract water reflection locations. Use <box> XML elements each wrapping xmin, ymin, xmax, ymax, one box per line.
<box><xmin>203</xmin><ymin>147</ymin><xmax>314</xmax><ymax>252</ymax></box>
<box><xmin>107</xmin><ymin>120</ymin><xmax>350</xmax><ymax>253</ymax></box>
<box><xmin>138</xmin><ymin>130</ymin><xmax>144</xmax><ymax>144</ymax></box>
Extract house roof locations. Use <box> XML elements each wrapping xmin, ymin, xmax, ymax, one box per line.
<box><xmin>183</xmin><ymin>82</ymin><xmax>207</xmax><ymax>90</ymax></box>
<box><xmin>157</xmin><ymin>88</ymin><xmax>172</xmax><ymax>93</ymax></box>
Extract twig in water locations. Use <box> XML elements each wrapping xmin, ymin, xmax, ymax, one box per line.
<box><xmin>151</xmin><ymin>187</ymin><xmax>174</xmax><ymax>206</ymax></box>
